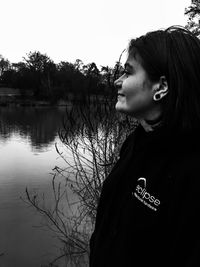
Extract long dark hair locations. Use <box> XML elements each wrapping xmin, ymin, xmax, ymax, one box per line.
<box><xmin>128</xmin><ymin>25</ymin><xmax>200</xmax><ymax>132</ymax></box>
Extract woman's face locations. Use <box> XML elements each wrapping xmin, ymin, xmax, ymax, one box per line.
<box><xmin>114</xmin><ymin>53</ymin><xmax>159</xmax><ymax>119</ymax></box>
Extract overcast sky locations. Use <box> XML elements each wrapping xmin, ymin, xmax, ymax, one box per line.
<box><xmin>0</xmin><ymin>0</ymin><xmax>191</xmax><ymax>68</ymax></box>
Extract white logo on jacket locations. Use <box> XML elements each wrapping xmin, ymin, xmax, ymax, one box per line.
<box><xmin>132</xmin><ymin>177</ymin><xmax>161</xmax><ymax>211</ymax></box>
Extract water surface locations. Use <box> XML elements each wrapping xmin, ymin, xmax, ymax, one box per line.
<box><xmin>0</xmin><ymin>106</ymin><xmax>70</xmax><ymax>267</ymax></box>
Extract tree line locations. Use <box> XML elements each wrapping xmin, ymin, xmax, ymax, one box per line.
<box><xmin>0</xmin><ymin>51</ymin><xmax>123</xmax><ymax>102</ymax></box>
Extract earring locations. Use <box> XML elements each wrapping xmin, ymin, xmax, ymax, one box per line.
<box><xmin>153</xmin><ymin>93</ymin><xmax>161</xmax><ymax>101</ymax></box>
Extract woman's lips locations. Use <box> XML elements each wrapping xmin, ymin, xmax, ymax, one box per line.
<box><xmin>117</xmin><ymin>93</ymin><xmax>125</xmax><ymax>96</ymax></box>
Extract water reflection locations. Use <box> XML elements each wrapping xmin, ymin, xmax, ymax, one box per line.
<box><xmin>0</xmin><ymin>106</ymin><xmax>69</xmax><ymax>267</ymax></box>
<box><xmin>0</xmin><ymin>106</ymin><xmax>67</xmax><ymax>150</ymax></box>
<box><xmin>0</xmin><ymin>103</ymin><xmax>136</xmax><ymax>267</ymax></box>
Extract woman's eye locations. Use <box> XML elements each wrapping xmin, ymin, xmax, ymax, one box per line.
<box><xmin>121</xmin><ymin>69</ymin><xmax>130</xmax><ymax>76</ymax></box>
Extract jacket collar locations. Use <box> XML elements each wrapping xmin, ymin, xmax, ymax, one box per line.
<box><xmin>134</xmin><ymin>122</ymin><xmax>200</xmax><ymax>155</ymax></box>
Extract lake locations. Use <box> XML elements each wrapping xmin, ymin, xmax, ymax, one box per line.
<box><xmin>0</xmin><ymin>102</ymin><xmax>131</xmax><ymax>267</ymax></box>
<box><xmin>0</xmin><ymin>106</ymin><xmax>80</xmax><ymax>267</ymax></box>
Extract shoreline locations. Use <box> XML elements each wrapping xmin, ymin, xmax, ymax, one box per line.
<box><xmin>0</xmin><ymin>96</ymin><xmax>115</xmax><ymax>108</ymax></box>
<box><xmin>0</xmin><ymin>87</ymin><xmax>116</xmax><ymax>107</ymax></box>
<box><xmin>0</xmin><ymin>99</ymin><xmax>71</xmax><ymax>107</ymax></box>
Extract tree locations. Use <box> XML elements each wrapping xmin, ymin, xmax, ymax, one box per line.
<box><xmin>23</xmin><ymin>51</ymin><xmax>56</xmax><ymax>98</ymax></box>
<box><xmin>11</xmin><ymin>62</ymin><xmax>29</xmax><ymax>90</ymax></box>
<box><xmin>81</xmin><ymin>63</ymin><xmax>101</xmax><ymax>95</ymax></box>
<box><xmin>0</xmin><ymin>55</ymin><xmax>10</xmax><ymax>78</ymax></box>
<box><xmin>23</xmin><ymin>51</ymin><xmax>53</xmax><ymax>72</ymax></box>
<box><xmin>185</xmin><ymin>0</ymin><xmax>200</xmax><ymax>37</ymax></box>
<box><xmin>74</xmin><ymin>59</ymin><xmax>84</xmax><ymax>72</ymax></box>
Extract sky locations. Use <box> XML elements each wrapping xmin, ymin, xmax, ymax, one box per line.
<box><xmin>0</xmin><ymin>0</ymin><xmax>191</xmax><ymax>68</ymax></box>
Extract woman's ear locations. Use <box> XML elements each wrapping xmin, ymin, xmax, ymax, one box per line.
<box><xmin>153</xmin><ymin>76</ymin><xmax>168</xmax><ymax>99</ymax></box>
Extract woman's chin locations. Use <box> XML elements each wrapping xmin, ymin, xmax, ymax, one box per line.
<box><xmin>115</xmin><ymin>103</ymin><xmax>128</xmax><ymax>114</ymax></box>
<box><xmin>115</xmin><ymin>104</ymin><xmax>137</xmax><ymax>117</ymax></box>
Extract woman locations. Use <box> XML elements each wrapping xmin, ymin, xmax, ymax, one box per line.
<box><xmin>89</xmin><ymin>25</ymin><xmax>200</xmax><ymax>267</ymax></box>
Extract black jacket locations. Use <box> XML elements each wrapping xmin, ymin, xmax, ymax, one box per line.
<box><xmin>89</xmin><ymin>122</ymin><xmax>200</xmax><ymax>267</ymax></box>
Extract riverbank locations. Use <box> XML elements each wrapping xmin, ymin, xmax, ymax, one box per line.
<box><xmin>0</xmin><ymin>96</ymin><xmax>115</xmax><ymax>107</ymax></box>
<box><xmin>0</xmin><ymin>88</ymin><xmax>115</xmax><ymax>107</ymax></box>
<box><xmin>0</xmin><ymin>98</ymin><xmax>71</xmax><ymax>107</ymax></box>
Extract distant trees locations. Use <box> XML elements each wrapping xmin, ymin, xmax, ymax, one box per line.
<box><xmin>23</xmin><ymin>51</ymin><xmax>57</xmax><ymax>99</ymax></box>
<box><xmin>0</xmin><ymin>51</ymin><xmax>123</xmax><ymax>102</ymax></box>
<box><xmin>185</xmin><ymin>0</ymin><xmax>200</xmax><ymax>37</ymax></box>
<box><xmin>0</xmin><ymin>55</ymin><xmax>10</xmax><ymax>79</ymax></box>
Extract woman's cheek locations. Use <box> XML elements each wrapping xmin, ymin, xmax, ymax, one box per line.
<box><xmin>126</xmin><ymin>85</ymin><xmax>139</xmax><ymax>103</ymax></box>
<box><xmin>122</xmin><ymin>77</ymin><xmax>133</xmax><ymax>89</ymax></box>
<box><xmin>126</xmin><ymin>95</ymin><xmax>137</xmax><ymax>110</ymax></box>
